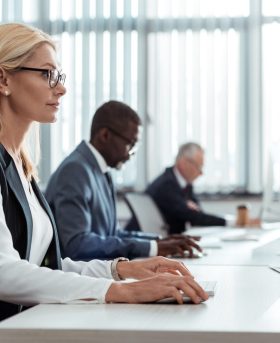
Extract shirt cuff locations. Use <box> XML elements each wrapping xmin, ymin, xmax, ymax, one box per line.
<box><xmin>81</xmin><ymin>278</ymin><xmax>114</xmax><ymax>304</ymax></box>
<box><xmin>149</xmin><ymin>240</ymin><xmax>158</xmax><ymax>256</ymax></box>
<box><xmin>226</xmin><ymin>218</ymin><xmax>236</xmax><ymax>227</ymax></box>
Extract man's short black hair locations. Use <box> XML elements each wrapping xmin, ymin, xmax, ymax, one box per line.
<box><xmin>90</xmin><ymin>100</ymin><xmax>141</xmax><ymax>141</ymax></box>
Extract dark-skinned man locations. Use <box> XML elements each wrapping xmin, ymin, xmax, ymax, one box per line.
<box><xmin>46</xmin><ymin>101</ymin><xmax>201</xmax><ymax>260</ymax></box>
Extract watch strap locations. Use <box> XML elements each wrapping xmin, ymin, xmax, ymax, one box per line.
<box><xmin>111</xmin><ymin>257</ymin><xmax>129</xmax><ymax>281</ymax></box>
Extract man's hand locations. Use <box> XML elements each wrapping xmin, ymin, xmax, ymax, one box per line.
<box><xmin>234</xmin><ymin>217</ymin><xmax>261</xmax><ymax>227</ymax></box>
<box><xmin>246</xmin><ymin>217</ymin><xmax>261</xmax><ymax>227</ymax></box>
<box><xmin>157</xmin><ymin>235</ymin><xmax>202</xmax><ymax>257</ymax></box>
<box><xmin>186</xmin><ymin>200</ymin><xmax>200</xmax><ymax>211</ymax></box>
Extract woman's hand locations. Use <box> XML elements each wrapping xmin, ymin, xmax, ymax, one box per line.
<box><xmin>105</xmin><ymin>273</ymin><xmax>208</xmax><ymax>304</ymax></box>
<box><xmin>117</xmin><ymin>256</ymin><xmax>193</xmax><ymax>280</ymax></box>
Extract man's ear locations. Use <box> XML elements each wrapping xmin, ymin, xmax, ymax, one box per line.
<box><xmin>0</xmin><ymin>67</ymin><xmax>10</xmax><ymax>96</ymax></box>
<box><xmin>98</xmin><ymin>128</ymin><xmax>110</xmax><ymax>143</ymax></box>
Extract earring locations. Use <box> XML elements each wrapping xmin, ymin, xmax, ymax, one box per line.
<box><xmin>4</xmin><ymin>90</ymin><xmax>10</xmax><ymax>96</ymax></box>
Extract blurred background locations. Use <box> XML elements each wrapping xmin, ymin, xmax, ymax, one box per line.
<box><xmin>2</xmin><ymin>0</ymin><xmax>280</xmax><ymax>202</ymax></box>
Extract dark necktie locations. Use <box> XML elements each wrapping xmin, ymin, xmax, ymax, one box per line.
<box><xmin>104</xmin><ymin>172</ymin><xmax>114</xmax><ymax>194</ymax></box>
<box><xmin>183</xmin><ymin>184</ymin><xmax>193</xmax><ymax>198</ymax></box>
<box><xmin>104</xmin><ymin>171</ymin><xmax>117</xmax><ymax>227</ymax></box>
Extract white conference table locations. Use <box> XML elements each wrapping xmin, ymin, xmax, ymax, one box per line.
<box><xmin>1</xmin><ymin>265</ymin><xmax>280</xmax><ymax>343</ymax></box>
<box><xmin>185</xmin><ymin>227</ymin><xmax>280</xmax><ymax>266</ymax></box>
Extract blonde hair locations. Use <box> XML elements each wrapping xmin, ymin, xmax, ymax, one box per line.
<box><xmin>0</xmin><ymin>23</ymin><xmax>56</xmax><ymax>180</ymax></box>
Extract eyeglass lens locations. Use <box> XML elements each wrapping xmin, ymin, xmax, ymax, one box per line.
<box><xmin>49</xmin><ymin>70</ymin><xmax>66</xmax><ymax>88</ymax></box>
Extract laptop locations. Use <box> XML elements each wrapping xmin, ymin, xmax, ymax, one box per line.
<box><xmin>270</xmin><ymin>266</ymin><xmax>280</xmax><ymax>273</ymax></box>
<box><xmin>259</xmin><ymin>151</ymin><xmax>280</xmax><ymax>230</ymax></box>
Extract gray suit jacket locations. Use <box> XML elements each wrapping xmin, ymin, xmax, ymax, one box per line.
<box><xmin>45</xmin><ymin>141</ymin><xmax>154</xmax><ymax>260</ymax></box>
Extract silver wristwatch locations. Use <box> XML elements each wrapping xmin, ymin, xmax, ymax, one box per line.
<box><xmin>111</xmin><ymin>257</ymin><xmax>129</xmax><ymax>281</ymax></box>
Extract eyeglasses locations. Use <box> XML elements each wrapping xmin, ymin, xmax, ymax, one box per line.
<box><xmin>107</xmin><ymin>127</ymin><xmax>138</xmax><ymax>155</ymax></box>
<box><xmin>186</xmin><ymin>157</ymin><xmax>203</xmax><ymax>174</ymax></box>
<box><xmin>17</xmin><ymin>67</ymin><xmax>66</xmax><ymax>88</ymax></box>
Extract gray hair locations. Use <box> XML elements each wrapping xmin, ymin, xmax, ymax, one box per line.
<box><xmin>176</xmin><ymin>142</ymin><xmax>203</xmax><ymax>161</ymax></box>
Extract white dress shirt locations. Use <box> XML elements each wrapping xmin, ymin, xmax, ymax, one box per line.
<box><xmin>173</xmin><ymin>166</ymin><xmax>188</xmax><ymax>189</ymax></box>
<box><xmin>86</xmin><ymin>141</ymin><xmax>158</xmax><ymax>256</ymax></box>
<box><xmin>0</xmin><ymin>162</ymin><xmax>114</xmax><ymax>306</ymax></box>
<box><xmin>16</xmin><ymin>163</ymin><xmax>53</xmax><ymax>265</ymax></box>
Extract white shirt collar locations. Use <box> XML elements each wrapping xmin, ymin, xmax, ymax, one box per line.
<box><xmin>173</xmin><ymin>166</ymin><xmax>188</xmax><ymax>189</ymax></box>
<box><xmin>86</xmin><ymin>141</ymin><xmax>109</xmax><ymax>174</ymax></box>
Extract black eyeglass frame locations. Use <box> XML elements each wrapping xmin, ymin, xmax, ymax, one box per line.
<box><xmin>17</xmin><ymin>67</ymin><xmax>66</xmax><ymax>88</ymax></box>
<box><xmin>107</xmin><ymin>127</ymin><xmax>138</xmax><ymax>154</ymax></box>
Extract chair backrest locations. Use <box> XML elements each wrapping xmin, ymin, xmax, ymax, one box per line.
<box><xmin>124</xmin><ymin>192</ymin><xmax>169</xmax><ymax>237</ymax></box>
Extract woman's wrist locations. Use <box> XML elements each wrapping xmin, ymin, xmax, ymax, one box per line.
<box><xmin>116</xmin><ymin>260</ymin><xmax>131</xmax><ymax>280</ymax></box>
<box><xmin>105</xmin><ymin>282</ymin><xmax>133</xmax><ymax>303</ymax></box>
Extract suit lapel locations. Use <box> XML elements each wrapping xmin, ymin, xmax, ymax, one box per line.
<box><xmin>167</xmin><ymin>167</ymin><xmax>185</xmax><ymax>195</ymax></box>
<box><xmin>93</xmin><ymin>168</ymin><xmax>117</xmax><ymax>232</ymax></box>
<box><xmin>6</xmin><ymin>163</ymin><xmax>33</xmax><ymax>260</ymax></box>
<box><xmin>77</xmin><ymin>141</ymin><xmax>117</xmax><ymax>230</ymax></box>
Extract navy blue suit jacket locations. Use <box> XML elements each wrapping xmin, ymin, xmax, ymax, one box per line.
<box><xmin>146</xmin><ymin>167</ymin><xmax>226</xmax><ymax>233</ymax></box>
<box><xmin>45</xmin><ymin>141</ymin><xmax>155</xmax><ymax>260</ymax></box>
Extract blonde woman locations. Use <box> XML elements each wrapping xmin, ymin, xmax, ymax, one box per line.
<box><xmin>0</xmin><ymin>23</ymin><xmax>208</xmax><ymax>321</ymax></box>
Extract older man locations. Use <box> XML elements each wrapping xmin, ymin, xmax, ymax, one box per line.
<box><xmin>145</xmin><ymin>143</ymin><xmax>226</xmax><ymax>234</ymax></box>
